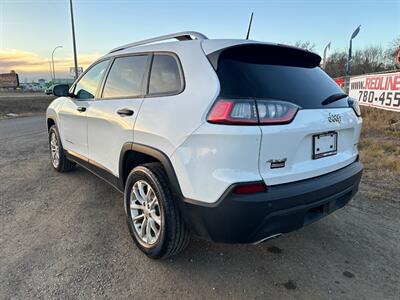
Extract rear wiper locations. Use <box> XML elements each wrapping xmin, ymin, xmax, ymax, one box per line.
<box><xmin>321</xmin><ymin>93</ymin><xmax>348</xmax><ymax>106</ymax></box>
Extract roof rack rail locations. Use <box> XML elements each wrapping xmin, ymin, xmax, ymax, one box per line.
<box><xmin>109</xmin><ymin>31</ymin><xmax>208</xmax><ymax>53</ymax></box>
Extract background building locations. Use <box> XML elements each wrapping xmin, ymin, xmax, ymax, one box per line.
<box><xmin>0</xmin><ymin>71</ymin><xmax>19</xmax><ymax>90</ymax></box>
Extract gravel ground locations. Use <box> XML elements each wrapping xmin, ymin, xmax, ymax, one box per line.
<box><xmin>1</xmin><ymin>116</ymin><xmax>399</xmax><ymax>299</ymax></box>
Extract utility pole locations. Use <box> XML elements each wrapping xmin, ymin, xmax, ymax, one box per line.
<box><xmin>322</xmin><ymin>41</ymin><xmax>331</xmax><ymax>69</ymax></box>
<box><xmin>48</xmin><ymin>60</ymin><xmax>54</xmax><ymax>81</ymax></box>
<box><xmin>346</xmin><ymin>25</ymin><xmax>361</xmax><ymax>76</ymax></box>
<box><xmin>69</xmin><ymin>0</ymin><xmax>79</xmax><ymax>79</ymax></box>
<box><xmin>51</xmin><ymin>46</ymin><xmax>63</xmax><ymax>81</ymax></box>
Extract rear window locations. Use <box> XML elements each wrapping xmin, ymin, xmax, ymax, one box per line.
<box><xmin>148</xmin><ymin>54</ymin><xmax>183</xmax><ymax>96</ymax></box>
<box><xmin>212</xmin><ymin>45</ymin><xmax>348</xmax><ymax>109</ymax></box>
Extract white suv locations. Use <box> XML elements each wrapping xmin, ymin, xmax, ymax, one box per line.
<box><xmin>47</xmin><ymin>32</ymin><xmax>363</xmax><ymax>259</ymax></box>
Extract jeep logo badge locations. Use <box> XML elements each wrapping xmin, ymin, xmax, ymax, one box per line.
<box><xmin>328</xmin><ymin>113</ymin><xmax>342</xmax><ymax>124</ymax></box>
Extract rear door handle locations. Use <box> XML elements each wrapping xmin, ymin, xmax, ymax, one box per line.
<box><xmin>117</xmin><ymin>108</ymin><xmax>134</xmax><ymax>116</ymax></box>
<box><xmin>77</xmin><ymin>107</ymin><xmax>86</xmax><ymax>112</ymax></box>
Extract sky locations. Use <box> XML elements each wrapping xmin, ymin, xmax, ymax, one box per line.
<box><xmin>0</xmin><ymin>0</ymin><xmax>399</xmax><ymax>81</ymax></box>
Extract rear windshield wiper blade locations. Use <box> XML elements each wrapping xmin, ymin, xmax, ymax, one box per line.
<box><xmin>321</xmin><ymin>93</ymin><xmax>348</xmax><ymax>106</ymax></box>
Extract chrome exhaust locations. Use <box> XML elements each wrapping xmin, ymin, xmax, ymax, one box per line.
<box><xmin>253</xmin><ymin>233</ymin><xmax>282</xmax><ymax>245</ymax></box>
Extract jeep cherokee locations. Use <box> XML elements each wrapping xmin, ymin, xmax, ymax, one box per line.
<box><xmin>47</xmin><ymin>31</ymin><xmax>363</xmax><ymax>259</ymax></box>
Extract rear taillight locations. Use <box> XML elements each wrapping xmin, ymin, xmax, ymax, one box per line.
<box><xmin>348</xmin><ymin>98</ymin><xmax>361</xmax><ymax>117</ymax></box>
<box><xmin>207</xmin><ymin>99</ymin><xmax>300</xmax><ymax>125</ymax></box>
<box><xmin>207</xmin><ymin>99</ymin><xmax>258</xmax><ymax>124</ymax></box>
<box><xmin>256</xmin><ymin>100</ymin><xmax>300</xmax><ymax>124</ymax></box>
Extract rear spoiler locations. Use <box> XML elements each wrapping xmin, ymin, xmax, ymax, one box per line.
<box><xmin>207</xmin><ymin>43</ymin><xmax>321</xmax><ymax>70</ymax></box>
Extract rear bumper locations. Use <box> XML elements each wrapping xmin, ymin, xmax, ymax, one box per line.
<box><xmin>183</xmin><ymin>160</ymin><xmax>363</xmax><ymax>243</ymax></box>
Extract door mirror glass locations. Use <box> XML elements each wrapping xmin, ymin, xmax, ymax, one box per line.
<box><xmin>53</xmin><ymin>84</ymin><xmax>70</xmax><ymax>97</ymax></box>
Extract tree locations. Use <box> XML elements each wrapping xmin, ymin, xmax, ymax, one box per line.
<box><xmin>324</xmin><ymin>50</ymin><xmax>347</xmax><ymax>78</ymax></box>
<box><xmin>351</xmin><ymin>46</ymin><xmax>387</xmax><ymax>75</ymax></box>
<box><xmin>385</xmin><ymin>36</ymin><xmax>400</xmax><ymax>69</ymax></box>
<box><xmin>290</xmin><ymin>37</ymin><xmax>399</xmax><ymax>78</ymax></box>
<box><xmin>293</xmin><ymin>40</ymin><xmax>316</xmax><ymax>51</ymax></box>
<box><xmin>324</xmin><ymin>41</ymin><xmax>399</xmax><ymax>78</ymax></box>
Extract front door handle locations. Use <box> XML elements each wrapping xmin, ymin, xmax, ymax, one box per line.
<box><xmin>117</xmin><ymin>108</ymin><xmax>134</xmax><ymax>116</ymax></box>
<box><xmin>77</xmin><ymin>106</ymin><xmax>86</xmax><ymax>112</ymax></box>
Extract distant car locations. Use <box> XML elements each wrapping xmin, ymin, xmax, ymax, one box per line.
<box><xmin>44</xmin><ymin>85</ymin><xmax>55</xmax><ymax>95</ymax></box>
<box><xmin>46</xmin><ymin>31</ymin><xmax>363</xmax><ymax>259</ymax></box>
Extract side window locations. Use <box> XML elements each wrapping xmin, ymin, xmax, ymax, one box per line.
<box><xmin>148</xmin><ymin>54</ymin><xmax>183</xmax><ymax>95</ymax></box>
<box><xmin>102</xmin><ymin>55</ymin><xmax>148</xmax><ymax>98</ymax></box>
<box><xmin>73</xmin><ymin>60</ymin><xmax>109</xmax><ymax>100</ymax></box>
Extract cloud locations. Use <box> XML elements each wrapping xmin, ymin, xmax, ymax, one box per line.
<box><xmin>0</xmin><ymin>49</ymin><xmax>102</xmax><ymax>79</ymax></box>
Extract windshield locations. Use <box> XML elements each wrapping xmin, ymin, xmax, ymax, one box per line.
<box><xmin>212</xmin><ymin>44</ymin><xmax>349</xmax><ymax>109</ymax></box>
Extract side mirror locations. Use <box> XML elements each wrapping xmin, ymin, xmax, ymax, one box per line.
<box><xmin>53</xmin><ymin>84</ymin><xmax>71</xmax><ymax>97</ymax></box>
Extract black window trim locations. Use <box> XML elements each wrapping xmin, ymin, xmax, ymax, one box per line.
<box><xmin>145</xmin><ymin>51</ymin><xmax>185</xmax><ymax>98</ymax></box>
<box><xmin>98</xmin><ymin>53</ymin><xmax>152</xmax><ymax>101</ymax></box>
<box><xmin>69</xmin><ymin>58</ymin><xmax>111</xmax><ymax>101</ymax></box>
<box><xmin>71</xmin><ymin>51</ymin><xmax>185</xmax><ymax>101</ymax></box>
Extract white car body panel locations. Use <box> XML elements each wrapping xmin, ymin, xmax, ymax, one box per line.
<box><xmin>87</xmin><ymin>98</ymin><xmax>143</xmax><ymax>176</ymax></box>
<box><xmin>170</xmin><ymin>108</ymin><xmax>361</xmax><ymax>203</ymax></box>
<box><xmin>201</xmin><ymin>39</ymin><xmax>266</xmax><ymax>55</ymax></box>
<box><xmin>46</xmin><ymin>97</ymin><xmax>65</xmax><ymax>127</ymax></box>
<box><xmin>258</xmin><ymin>108</ymin><xmax>362</xmax><ymax>186</ymax></box>
<box><xmin>47</xmin><ymin>37</ymin><xmax>362</xmax><ymax>206</ymax></box>
<box><xmin>57</xmin><ymin>98</ymin><xmax>90</xmax><ymax>158</ymax></box>
<box><xmin>170</xmin><ymin>123</ymin><xmax>262</xmax><ymax>204</ymax></box>
<box><xmin>133</xmin><ymin>41</ymin><xmax>220</xmax><ymax>157</ymax></box>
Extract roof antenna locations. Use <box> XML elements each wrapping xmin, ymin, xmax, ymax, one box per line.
<box><xmin>246</xmin><ymin>12</ymin><xmax>254</xmax><ymax>40</ymax></box>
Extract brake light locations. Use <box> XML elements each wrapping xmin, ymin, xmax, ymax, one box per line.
<box><xmin>233</xmin><ymin>182</ymin><xmax>266</xmax><ymax>194</ymax></box>
<box><xmin>207</xmin><ymin>99</ymin><xmax>258</xmax><ymax>124</ymax></box>
<box><xmin>207</xmin><ymin>99</ymin><xmax>300</xmax><ymax>125</ymax></box>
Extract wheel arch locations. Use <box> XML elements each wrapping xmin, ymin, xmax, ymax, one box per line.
<box><xmin>47</xmin><ymin>117</ymin><xmax>56</xmax><ymax>131</ymax></box>
<box><xmin>119</xmin><ymin>143</ymin><xmax>184</xmax><ymax>201</ymax></box>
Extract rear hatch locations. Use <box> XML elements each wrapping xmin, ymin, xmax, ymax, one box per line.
<box><xmin>209</xmin><ymin>43</ymin><xmax>362</xmax><ymax>186</ymax></box>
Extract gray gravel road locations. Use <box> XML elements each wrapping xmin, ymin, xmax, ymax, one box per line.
<box><xmin>1</xmin><ymin>116</ymin><xmax>399</xmax><ymax>299</ymax></box>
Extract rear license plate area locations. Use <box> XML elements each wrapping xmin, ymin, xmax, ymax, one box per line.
<box><xmin>313</xmin><ymin>131</ymin><xmax>337</xmax><ymax>159</ymax></box>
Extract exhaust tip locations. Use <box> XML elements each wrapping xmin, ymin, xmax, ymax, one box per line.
<box><xmin>253</xmin><ymin>233</ymin><xmax>282</xmax><ymax>245</ymax></box>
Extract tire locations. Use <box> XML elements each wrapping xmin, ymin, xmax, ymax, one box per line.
<box><xmin>48</xmin><ymin>125</ymin><xmax>75</xmax><ymax>172</ymax></box>
<box><xmin>125</xmin><ymin>163</ymin><xmax>190</xmax><ymax>259</ymax></box>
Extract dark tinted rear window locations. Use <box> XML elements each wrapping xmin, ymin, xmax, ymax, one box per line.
<box><xmin>213</xmin><ymin>45</ymin><xmax>348</xmax><ymax>108</ymax></box>
<box><xmin>102</xmin><ymin>55</ymin><xmax>148</xmax><ymax>98</ymax></box>
<box><xmin>148</xmin><ymin>54</ymin><xmax>182</xmax><ymax>95</ymax></box>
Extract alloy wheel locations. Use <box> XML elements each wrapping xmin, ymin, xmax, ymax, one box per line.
<box><xmin>50</xmin><ymin>132</ymin><xmax>60</xmax><ymax>168</ymax></box>
<box><xmin>129</xmin><ymin>180</ymin><xmax>162</xmax><ymax>245</ymax></box>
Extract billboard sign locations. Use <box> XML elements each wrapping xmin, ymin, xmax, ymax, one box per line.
<box><xmin>0</xmin><ymin>72</ymin><xmax>19</xmax><ymax>88</ymax></box>
<box><xmin>348</xmin><ymin>71</ymin><xmax>400</xmax><ymax>112</ymax></box>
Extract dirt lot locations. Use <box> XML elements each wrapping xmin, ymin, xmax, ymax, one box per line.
<box><xmin>358</xmin><ymin>107</ymin><xmax>400</xmax><ymax>203</ymax></box>
<box><xmin>0</xmin><ymin>95</ymin><xmax>399</xmax><ymax>299</ymax></box>
<box><xmin>0</xmin><ymin>92</ymin><xmax>55</xmax><ymax>118</ymax></box>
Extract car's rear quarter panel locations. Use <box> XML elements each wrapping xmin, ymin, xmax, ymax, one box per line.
<box><xmin>170</xmin><ymin>123</ymin><xmax>262</xmax><ymax>204</ymax></box>
<box><xmin>133</xmin><ymin>41</ymin><xmax>220</xmax><ymax>156</ymax></box>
